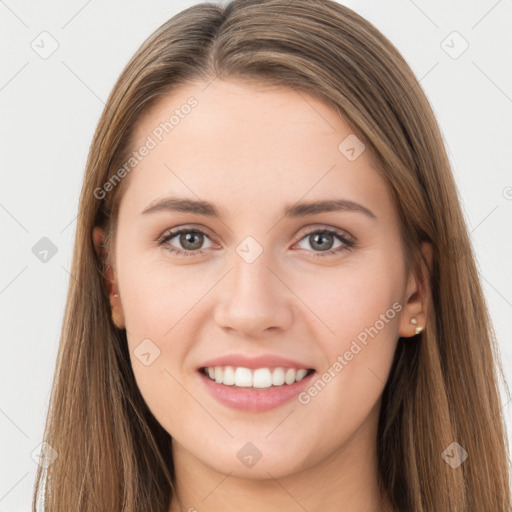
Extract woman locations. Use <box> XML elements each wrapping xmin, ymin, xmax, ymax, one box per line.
<box><xmin>33</xmin><ymin>1</ymin><xmax>511</xmax><ymax>510</ymax></box>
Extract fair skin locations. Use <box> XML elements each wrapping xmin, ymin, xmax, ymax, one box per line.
<box><xmin>94</xmin><ymin>79</ymin><xmax>431</xmax><ymax>512</ymax></box>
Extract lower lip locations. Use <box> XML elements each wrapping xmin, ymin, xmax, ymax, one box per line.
<box><xmin>198</xmin><ymin>369</ymin><xmax>316</xmax><ymax>412</ymax></box>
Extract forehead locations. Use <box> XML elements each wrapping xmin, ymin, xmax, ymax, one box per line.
<box><xmin>121</xmin><ymin>79</ymin><xmax>393</xmax><ymax>223</ymax></box>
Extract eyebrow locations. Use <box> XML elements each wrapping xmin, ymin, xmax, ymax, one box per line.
<box><xmin>141</xmin><ymin>197</ymin><xmax>377</xmax><ymax>220</ymax></box>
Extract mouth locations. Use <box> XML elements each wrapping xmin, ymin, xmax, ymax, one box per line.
<box><xmin>198</xmin><ymin>366</ymin><xmax>316</xmax><ymax>389</ymax></box>
<box><xmin>197</xmin><ymin>365</ymin><xmax>317</xmax><ymax>412</ymax></box>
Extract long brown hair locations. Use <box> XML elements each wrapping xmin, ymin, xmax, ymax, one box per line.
<box><xmin>33</xmin><ymin>1</ymin><xmax>511</xmax><ymax>510</ymax></box>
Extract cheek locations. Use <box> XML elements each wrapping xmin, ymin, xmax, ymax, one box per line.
<box><xmin>115</xmin><ymin>252</ymin><xmax>201</xmax><ymax>418</ymax></box>
<box><xmin>292</xmin><ymin>254</ymin><xmax>402</xmax><ymax>345</ymax></box>
<box><xmin>117</xmin><ymin>245</ymin><xmax>204</xmax><ymax>334</ymax></box>
<box><xmin>292</xmin><ymin>256</ymin><xmax>402</xmax><ymax>403</ymax></box>
<box><xmin>274</xmin><ymin>266</ymin><xmax>401</xmax><ymax>469</ymax></box>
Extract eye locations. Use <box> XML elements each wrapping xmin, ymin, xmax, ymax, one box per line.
<box><xmin>157</xmin><ymin>225</ymin><xmax>356</xmax><ymax>258</ymax></box>
<box><xmin>157</xmin><ymin>227</ymin><xmax>214</xmax><ymax>257</ymax></box>
<box><xmin>293</xmin><ymin>227</ymin><xmax>355</xmax><ymax>258</ymax></box>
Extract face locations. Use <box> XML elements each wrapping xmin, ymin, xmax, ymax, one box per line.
<box><xmin>94</xmin><ymin>78</ymin><xmax>425</xmax><ymax>480</ymax></box>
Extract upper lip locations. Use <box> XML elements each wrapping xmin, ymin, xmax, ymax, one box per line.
<box><xmin>198</xmin><ymin>353</ymin><xmax>315</xmax><ymax>371</ymax></box>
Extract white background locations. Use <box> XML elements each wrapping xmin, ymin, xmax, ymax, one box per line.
<box><xmin>0</xmin><ymin>0</ymin><xmax>511</xmax><ymax>509</ymax></box>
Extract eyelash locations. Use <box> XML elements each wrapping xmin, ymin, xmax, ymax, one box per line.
<box><xmin>157</xmin><ymin>226</ymin><xmax>356</xmax><ymax>259</ymax></box>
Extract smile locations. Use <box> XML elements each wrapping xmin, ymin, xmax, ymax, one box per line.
<box><xmin>198</xmin><ymin>366</ymin><xmax>317</xmax><ymax>412</ymax></box>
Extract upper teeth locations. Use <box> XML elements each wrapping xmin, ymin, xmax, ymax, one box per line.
<box><xmin>205</xmin><ymin>366</ymin><xmax>310</xmax><ymax>388</ymax></box>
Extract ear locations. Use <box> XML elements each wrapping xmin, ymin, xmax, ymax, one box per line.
<box><xmin>398</xmin><ymin>241</ymin><xmax>432</xmax><ymax>338</ymax></box>
<box><xmin>92</xmin><ymin>226</ymin><xmax>125</xmax><ymax>329</ymax></box>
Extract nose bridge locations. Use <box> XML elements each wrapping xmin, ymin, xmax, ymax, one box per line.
<box><xmin>213</xmin><ymin>237</ymin><xmax>293</xmax><ymax>335</ymax></box>
<box><xmin>230</xmin><ymin>240</ymin><xmax>279</xmax><ymax>308</ymax></box>
<box><xmin>232</xmin><ymin>245</ymin><xmax>273</xmax><ymax>298</ymax></box>
<box><xmin>229</xmin><ymin>231</ymin><xmax>275</xmax><ymax>292</ymax></box>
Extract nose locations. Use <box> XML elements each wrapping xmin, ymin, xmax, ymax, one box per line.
<box><xmin>213</xmin><ymin>250</ymin><xmax>295</xmax><ymax>338</ymax></box>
